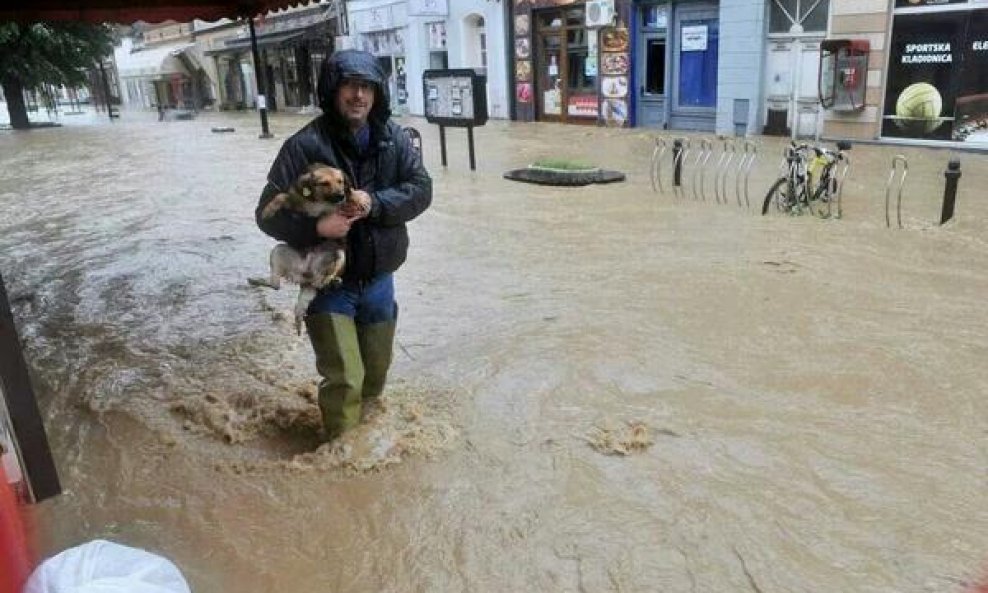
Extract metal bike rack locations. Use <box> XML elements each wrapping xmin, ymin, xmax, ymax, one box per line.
<box><xmin>735</xmin><ymin>140</ymin><xmax>758</xmax><ymax>209</ymax></box>
<box><xmin>692</xmin><ymin>138</ymin><xmax>713</xmax><ymax>201</ymax></box>
<box><xmin>714</xmin><ymin>137</ymin><xmax>737</xmax><ymax>205</ymax></box>
<box><xmin>885</xmin><ymin>155</ymin><xmax>908</xmax><ymax>229</ymax></box>
<box><xmin>650</xmin><ymin>136</ymin><xmax>669</xmax><ymax>193</ymax></box>
<box><xmin>832</xmin><ymin>156</ymin><xmax>851</xmax><ymax>220</ymax></box>
<box><xmin>673</xmin><ymin>138</ymin><xmax>691</xmax><ymax>199</ymax></box>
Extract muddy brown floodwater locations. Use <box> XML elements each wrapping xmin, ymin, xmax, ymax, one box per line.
<box><xmin>1</xmin><ymin>109</ymin><xmax>987</xmax><ymax>592</ymax></box>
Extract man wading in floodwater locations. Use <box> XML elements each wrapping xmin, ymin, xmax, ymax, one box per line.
<box><xmin>255</xmin><ymin>50</ymin><xmax>432</xmax><ymax>440</ymax></box>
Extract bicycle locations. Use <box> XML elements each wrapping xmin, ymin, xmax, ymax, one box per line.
<box><xmin>762</xmin><ymin>140</ymin><xmax>851</xmax><ymax>218</ymax></box>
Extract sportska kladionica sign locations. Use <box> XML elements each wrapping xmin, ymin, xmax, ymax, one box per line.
<box><xmin>883</xmin><ymin>8</ymin><xmax>988</xmax><ymax>143</ymax></box>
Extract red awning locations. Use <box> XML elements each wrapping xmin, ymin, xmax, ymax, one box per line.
<box><xmin>0</xmin><ymin>0</ymin><xmax>318</xmax><ymax>24</ymax></box>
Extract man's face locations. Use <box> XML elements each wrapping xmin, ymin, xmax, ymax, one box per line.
<box><xmin>336</xmin><ymin>77</ymin><xmax>375</xmax><ymax>128</ymax></box>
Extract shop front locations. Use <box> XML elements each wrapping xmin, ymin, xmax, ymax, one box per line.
<box><xmin>635</xmin><ymin>2</ymin><xmax>720</xmax><ymax>132</ymax></box>
<box><xmin>512</xmin><ymin>0</ymin><xmax>634</xmax><ymax>126</ymax></box>
<box><xmin>882</xmin><ymin>1</ymin><xmax>988</xmax><ymax>146</ymax></box>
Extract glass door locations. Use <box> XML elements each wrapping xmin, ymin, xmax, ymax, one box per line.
<box><xmin>537</xmin><ymin>31</ymin><xmax>564</xmax><ymax>120</ymax></box>
<box><xmin>534</xmin><ymin>5</ymin><xmax>594</xmax><ymax>123</ymax></box>
<box><xmin>638</xmin><ymin>32</ymin><xmax>668</xmax><ymax>127</ymax></box>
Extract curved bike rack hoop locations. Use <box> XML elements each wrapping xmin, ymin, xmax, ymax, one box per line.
<box><xmin>885</xmin><ymin>155</ymin><xmax>908</xmax><ymax>229</ymax></box>
<box><xmin>714</xmin><ymin>136</ymin><xmax>736</xmax><ymax>205</ymax></box>
<box><xmin>833</xmin><ymin>155</ymin><xmax>851</xmax><ymax>219</ymax></box>
<box><xmin>736</xmin><ymin>140</ymin><xmax>758</xmax><ymax>209</ymax></box>
<box><xmin>650</xmin><ymin>136</ymin><xmax>669</xmax><ymax>194</ymax></box>
<box><xmin>692</xmin><ymin>138</ymin><xmax>714</xmax><ymax>201</ymax></box>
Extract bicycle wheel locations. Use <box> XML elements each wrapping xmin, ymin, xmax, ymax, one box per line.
<box><xmin>761</xmin><ymin>178</ymin><xmax>791</xmax><ymax>215</ymax></box>
<box><xmin>807</xmin><ymin>174</ymin><xmax>837</xmax><ymax>218</ymax></box>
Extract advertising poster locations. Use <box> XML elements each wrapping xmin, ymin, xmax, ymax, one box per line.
<box><xmin>954</xmin><ymin>10</ymin><xmax>988</xmax><ymax>142</ymax></box>
<box><xmin>894</xmin><ymin>0</ymin><xmax>966</xmax><ymax>6</ymax></box>
<box><xmin>883</xmin><ymin>12</ymin><xmax>965</xmax><ymax>141</ymax></box>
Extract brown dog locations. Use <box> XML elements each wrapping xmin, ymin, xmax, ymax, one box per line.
<box><xmin>250</xmin><ymin>163</ymin><xmax>355</xmax><ymax>334</ymax></box>
<box><xmin>260</xmin><ymin>163</ymin><xmax>352</xmax><ymax>220</ymax></box>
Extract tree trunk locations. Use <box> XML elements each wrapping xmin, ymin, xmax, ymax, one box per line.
<box><xmin>1</xmin><ymin>75</ymin><xmax>30</xmax><ymax>129</ymax></box>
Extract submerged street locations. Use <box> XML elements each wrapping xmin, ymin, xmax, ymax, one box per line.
<box><xmin>1</xmin><ymin>109</ymin><xmax>987</xmax><ymax>592</ymax></box>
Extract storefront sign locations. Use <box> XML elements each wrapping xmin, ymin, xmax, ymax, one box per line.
<box><xmin>895</xmin><ymin>0</ymin><xmax>967</xmax><ymax>7</ymax></box>
<box><xmin>884</xmin><ymin>9</ymin><xmax>988</xmax><ymax>143</ymax></box>
<box><xmin>408</xmin><ymin>0</ymin><xmax>448</xmax><ymax>17</ymax></box>
<box><xmin>682</xmin><ymin>25</ymin><xmax>708</xmax><ymax>52</ymax></box>
<box><xmin>568</xmin><ymin>94</ymin><xmax>599</xmax><ymax>117</ymax></box>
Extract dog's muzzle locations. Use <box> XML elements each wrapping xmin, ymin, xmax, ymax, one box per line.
<box><xmin>329</xmin><ymin>192</ymin><xmax>346</xmax><ymax>205</ymax></box>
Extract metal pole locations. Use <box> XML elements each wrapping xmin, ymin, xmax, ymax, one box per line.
<box><xmin>97</xmin><ymin>60</ymin><xmax>115</xmax><ymax>121</ymax></box>
<box><xmin>439</xmin><ymin>125</ymin><xmax>448</xmax><ymax>167</ymax></box>
<box><xmin>673</xmin><ymin>138</ymin><xmax>683</xmax><ymax>187</ymax></box>
<box><xmin>940</xmin><ymin>158</ymin><xmax>961</xmax><ymax>225</ymax></box>
<box><xmin>248</xmin><ymin>17</ymin><xmax>273</xmax><ymax>139</ymax></box>
<box><xmin>0</xmin><ymin>273</ymin><xmax>61</xmax><ymax>503</ymax></box>
<box><xmin>467</xmin><ymin>126</ymin><xmax>476</xmax><ymax>171</ymax></box>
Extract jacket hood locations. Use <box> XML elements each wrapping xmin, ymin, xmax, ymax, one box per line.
<box><xmin>316</xmin><ymin>49</ymin><xmax>392</xmax><ymax>132</ymax></box>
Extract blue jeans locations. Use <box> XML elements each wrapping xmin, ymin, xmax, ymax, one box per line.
<box><xmin>307</xmin><ymin>273</ymin><xmax>397</xmax><ymax>324</ymax></box>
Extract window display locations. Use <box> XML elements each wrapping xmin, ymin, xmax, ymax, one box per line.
<box><xmin>883</xmin><ymin>9</ymin><xmax>988</xmax><ymax>144</ymax></box>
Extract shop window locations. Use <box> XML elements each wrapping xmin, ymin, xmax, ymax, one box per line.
<box><xmin>463</xmin><ymin>14</ymin><xmax>486</xmax><ymax>69</ymax></box>
<box><xmin>539</xmin><ymin>12</ymin><xmax>563</xmax><ymax>29</ymax></box>
<box><xmin>769</xmin><ymin>0</ymin><xmax>829</xmax><ymax>34</ymax></box>
<box><xmin>643</xmin><ymin>6</ymin><xmax>669</xmax><ymax>29</ymax></box>
<box><xmin>566</xmin><ymin>6</ymin><xmax>584</xmax><ymax>27</ymax></box>
<box><xmin>430</xmin><ymin>51</ymin><xmax>448</xmax><ymax>69</ymax></box>
<box><xmin>426</xmin><ymin>21</ymin><xmax>448</xmax><ymax>70</ymax></box>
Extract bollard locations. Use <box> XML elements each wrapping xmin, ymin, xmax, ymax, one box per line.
<box><xmin>940</xmin><ymin>158</ymin><xmax>961</xmax><ymax>225</ymax></box>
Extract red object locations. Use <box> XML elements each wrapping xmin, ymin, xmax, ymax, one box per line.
<box><xmin>0</xmin><ymin>0</ymin><xmax>317</xmax><ymax>24</ymax></box>
<box><xmin>0</xmin><ymin>466</ymin><xmax>32</xmax><ymax>593</ymax></box>
<box><xmin>968</xmin><ymin>574</ymin><xmax>988</xmax><ymax>593</ymax></box>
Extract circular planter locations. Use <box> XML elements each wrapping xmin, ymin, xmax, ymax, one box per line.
<box><xmin>503</xmin><ymin>165</ymin><xmax>626</xmax><ymax>187</ymax></box>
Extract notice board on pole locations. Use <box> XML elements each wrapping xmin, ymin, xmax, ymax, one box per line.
<box><xmin>423</xmin><ymin>69</ymin><xmax>489</xmax><ymax>127</ymax></box>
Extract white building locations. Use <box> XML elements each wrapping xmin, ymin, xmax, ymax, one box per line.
<box><xmin>345</xmin><ymin>0</ymin><xmax>508</xmax><ymax>119</ymax></box>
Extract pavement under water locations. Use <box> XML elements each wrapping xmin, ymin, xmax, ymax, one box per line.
<box><xmin>1</xmin><ymin>109</ymin><xmax>987</xmax><ymax>592</ymax></box>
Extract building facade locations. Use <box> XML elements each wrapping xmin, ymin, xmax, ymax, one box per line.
<box><xmin>824</xmin><ymin>0</ymin><xmax>988</xmax><ymax>147</ymax></box>
<box><xmin>510</xmin><ymin>0</ymin><xmax>800</xmax><ymax>136</ymax></box>
<box><xmin>114</xmin><ymin>22</ymin><xmax>211</xmax><ymax>111</ymax></box>
<box><xmin>200</xmin><ymin>5</ymin><xmax>340</xmax><ymax>112</ymax></box>
<box><xmin>344</xmin><ymin>0</ymin><xmax>509</xmax><ymax>119</ymax></box>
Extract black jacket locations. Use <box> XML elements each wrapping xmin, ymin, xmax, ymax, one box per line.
<box><xmin>255</xmin><ymin>50</ymin><xmax>432</xmax><ymax>281</ymax></box>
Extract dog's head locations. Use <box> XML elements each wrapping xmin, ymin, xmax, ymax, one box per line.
<box><xmin>298</xmin><ymin>163</ymin><xmax>350</xmax><ymax>206</ymax></box>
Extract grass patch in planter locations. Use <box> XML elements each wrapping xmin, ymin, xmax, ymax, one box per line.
<box><xmin>505</xmin><ymin>157</ymin><xmax>625</xmax><ymax>187</ymax></box>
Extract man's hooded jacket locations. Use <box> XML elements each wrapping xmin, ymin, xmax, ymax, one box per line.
<box><xmin>256</xmin><ymin>50</ymin><xmax>432</xmax><ymax>282</ymax></box>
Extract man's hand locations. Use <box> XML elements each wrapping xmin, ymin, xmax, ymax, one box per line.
<box><xmin>317</xmin><ymin>211</ymin><xmax>354</xmax><ymax>239</ymax></box>
<box><xmin>341</xmin><ymin>189</ymin><xmax>373</xmax><ymax>219</ymax></box>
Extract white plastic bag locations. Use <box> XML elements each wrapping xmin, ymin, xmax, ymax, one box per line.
<box><xmin>23</xmin><ymin>539</ymin><xmax>191</xmax><ymax>593</ymax></box>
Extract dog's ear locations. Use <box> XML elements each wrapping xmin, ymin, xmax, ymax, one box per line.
<box><xmin>296</xmin><ymin>172</ymin><xmax>317</xmax><ymax>197</ymax></box>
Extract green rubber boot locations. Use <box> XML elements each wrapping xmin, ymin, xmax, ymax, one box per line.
<box><xmin>305</xmin><ymin>313</ymin><xmax>365</xmax><ymax>440</ymax></box>
<box><xmin>357</xmin><ymin>319</ymin><xmax>397</xmax><ymax>401</ymax></box>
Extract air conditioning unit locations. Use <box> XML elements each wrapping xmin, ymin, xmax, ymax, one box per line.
<box><xmin>586</xmin><ymin>0</ymin><xmax>615</xmax><ymax>28</ymax></box>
